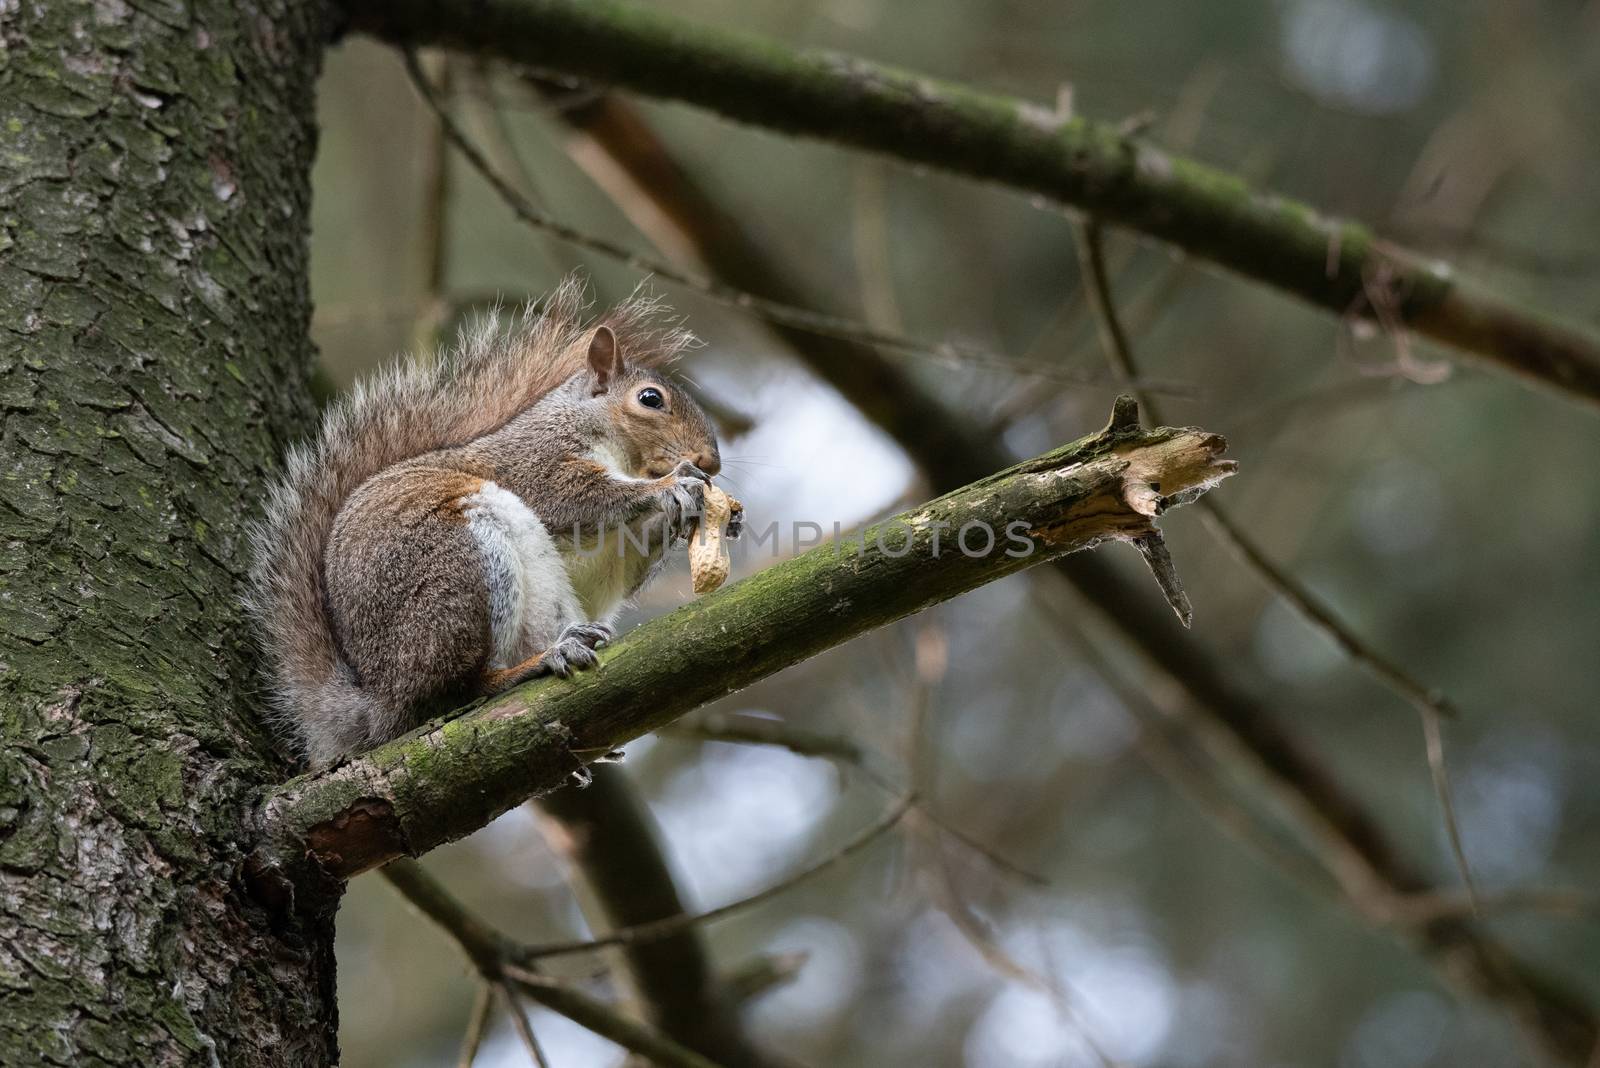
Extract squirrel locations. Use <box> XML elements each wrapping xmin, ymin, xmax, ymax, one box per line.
<box><xmin>247</xmin><ymin>279</ymin><xmax>740</xmax><ymax>767</ymax></box>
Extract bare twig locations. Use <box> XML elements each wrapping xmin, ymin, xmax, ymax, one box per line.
<box><xmin>354</xmin><ymin>0</ymin><xmax>1600</xmax><ymax>409</ymax></box>
<box><xmin>1032</xmin><ymin>590</ymin><xmax>1340</xmax><ymax>901</ymax></box>
<box><xmin>1391</xmin><ymin>887</ymin><xmax>1599</xmax><ymax>925</ymax></box>
<box><xmin>459</xmin><ymin>60</ymin><xmax>573</xmax><ymax>282</ymax></box>
<box><xmin>1072</xmin><ymin>218</ymin><xmax>1480</xmax><ymax>913</ymax></box>
<box><xmin>1132</xmin><ymin>532</ymin><xmax>1193</xmax><ymax>627</ymax></box>
<box><xmin>667</xmin><ymin>708</ymin><xmax>1047</xmax><ymax>889</ymax></box>
<box><xmin>516</xmin><ymin>796</ymin><xmax>913</xmax><ymax>963</ymax></box>
<box><xmin>500</xmin><ymin>966</ymin><xmax>725</xmax><ymax>1068</ymax></box>
<box><xmin>497</xmin><ymin>983</ymin><xmax>552</xmax><ymax>1068</ymax></box>
<box><xmin>722</xmin><ymin>952</ymin><xmax>810</xmax><ymax>1005</ymax></box>
<box><xmin>457</xmin><ymin>983</ymin><xmax>496</xmax><ymax>1068</ymax></box>
<box><xmin>915</xmin><ymin>823</ymin><xmax>1123</xmax><ymax>1068</ymax></box>
<box><xmin>413</xmin><ymin>52</ymin><xmax>453</xmax><ymax>358</ymax></box>
<box><xmin>380</xmin><ymin>859</ymin><xmax>730</xmax><ymax>1068</ymax></box>
<box><xmin>534</xmin><ymin>767</ymin><xmax>772</xmax><ymax>1067</ymax></box>
<box><xmin>399</xmin><ymin>50</ymin><xmax>1186</xmax><ymax>394</ymax></box>
<box><xmin>664</xmin><ymin>712</ymin><xmax>864</xmax><ymax>764</ymax></box>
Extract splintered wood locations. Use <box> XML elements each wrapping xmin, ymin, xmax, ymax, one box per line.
<box><xmin>690</xmin><ymin>484</ymin><xmax>739</xmax><ymax>594</ymax></box>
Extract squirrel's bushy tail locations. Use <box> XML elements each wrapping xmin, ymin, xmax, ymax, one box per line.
<box><xmin>246</xmin><ymin>277</ymin><xmax>695</xmax><ymax>764</ymax></box>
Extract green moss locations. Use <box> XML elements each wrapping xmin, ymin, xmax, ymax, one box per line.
<box><xmin>2</xmin><ymin>0</ymin><xmax>335</xmax><ymax>1060</ymax></box>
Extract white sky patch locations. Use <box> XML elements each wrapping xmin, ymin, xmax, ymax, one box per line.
<box><xmin>960</xmin><ymin>913</ymin><xmax>1179</xmax><ymax>1066</ymax></box>
<box><xmin>1281</xmin><ymin>0</ymin><xmax>1436</xmax><ymax>114</ymax></box>
<box><xmin>1456</xmin><ymin>728</ymin><xmax>1567</xmax><ymax>882</ymax></box>
<box><xmin>1341</xmin><ymin>989</ymin><xmax>1452</xmax><ymax>1068</ymax></box>
<box><xmin>693</xmin><ymin>361</ymin><xmax>916</xmax><ymax>554</ymax></box>
<box><xmin>653</xmin><ymin>741</ymin><xmax>840</xmax><ymax>904</ymax></box>
<box><xmin>470</xmin><ymin>804</ymin><xmax>570</xmax><ymax>892</ymax></box>
<box><xmin>748</xmin><ymin>916</ymin><xmax>864</xmax><ymax>1034</ymax></box>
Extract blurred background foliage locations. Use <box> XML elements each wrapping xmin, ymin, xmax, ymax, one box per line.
<box><xmin>310</xmin><ymin>1</ymin><xmax>1600</xmax><ymax>1064</ymax></box>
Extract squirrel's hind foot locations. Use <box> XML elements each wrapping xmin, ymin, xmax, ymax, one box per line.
<box><xmin>482</xmin><ymin>622</ymin><xmax>614</xmax><ymax>691</ymax></box>
<box><xmin>533</xmin><ymin>621</ymin><xmax>614</xmax><ymax>679</ymax></box>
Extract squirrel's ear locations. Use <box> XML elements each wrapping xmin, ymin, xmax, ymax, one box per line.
<box><xmin>588</xmin><ymin>325</ymin><xmax>622</xmax><ymax>393</ymax></box>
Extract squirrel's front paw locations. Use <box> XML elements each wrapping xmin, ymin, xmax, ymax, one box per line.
<box><xmin>659</xmin><ymin>464</ymin><xmax>710</xmax><ymax>542</ymax></box>
<box><xmin>725</xmin><ymin>497</ymin><xmax>744</xmax><ymax>541</ymax></box>
<box><xmin>536</xmin><ymin>621</ymin><xmax>614</xmax><ymax>678</ymax></box>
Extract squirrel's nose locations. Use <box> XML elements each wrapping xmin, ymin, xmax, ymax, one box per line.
<box><xmin>693</xmin><ymin>450</ymin><xmax>721</xmax><ymax>477</ymax></box>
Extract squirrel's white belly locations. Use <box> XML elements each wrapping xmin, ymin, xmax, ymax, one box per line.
<box><xmin>561</xmin><ymin>529</ymin><xmax>641</xmax><ymax>625</ymax></box>
<box><xmin>459</xmin><ymin>481</ymin><xmax>583</xmax><ymax>669</ymax></box>
<box><xmin>564</xmin><ymin>444</ymin><xmax>668</xmax><ymax>620</ymax></box>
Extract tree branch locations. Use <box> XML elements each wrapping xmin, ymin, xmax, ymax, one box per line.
<box><xmin>492</xmin><ymin>90</ymin><xmax>1600</xmax><ymax>1064</ymax></box>
<box><xmin>257</xmin><ymin>401</ymin><xmax>1234</xmax><ymax>876</ymax></box>
<box><xmin>664</xmin><ymin>712</ymin><xmax>865</xmax><ymax>765</ymax></box>
<box><xmin>457</xmin><ymin>983</ymin><xmax>495</xmax><ymax>1068</ymax></box>
<box><xmin>518</xmin><ymin>796</ymin><xmax>911</xmax><ymax>964</ymax></box>
<box><xmin>1072</xmin><ymin>218</ymin><xmax>1481</xmax><ymax>912</ymax></box>
<box><xmin>345</xmin><ymin>0</ymin><xmax>1600</xmax><ymax>409</ymax></box>
<box><xmin>380</xmin><ymin>859</ymin><xmax>724</xmax><ymax>1068</ymax></box>
<box><xmin>536</xmin><ymin>768</ymin><xmax>780</xmax><ymax>1067</ymax></box>
<box><xmin>398</xmin><ymin>52</ymin><xmax>1143</xmax><ymax>393</ymax></box>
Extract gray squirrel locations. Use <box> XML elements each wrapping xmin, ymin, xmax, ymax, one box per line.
<box><xmin>248</xmin><ymin>280</ymin><xmax>739</xmax><ymax>766</ymax></box>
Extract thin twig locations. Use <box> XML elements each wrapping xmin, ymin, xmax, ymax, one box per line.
<box><xmin>399</xmin><ymin>49</ymin><xmax>1188</xmax><ymax>395</ymax></box>
<box><xmin>667</xmin><ymin>709</ymin><xmax>1048</xmax><ymax>888</ymax></box>
<box><xmin>380</xmin><ymin>859</ymin><xmax>730</xmax><ymax>1068</ymax></box>
<box><xmin>531</xmin><ymin>765</ymin><xmax>776</xmax><ymax>1068</ymax></box>
<box><xmin>1227</xmin><ymin>370</ymin><xmax>1426</xmax><ymax>439</ymax></box>
<box><xmin>664</xmin><ymin>711</ymin><xmax>864</xmax><ymax>763</ymax></box>
<box><xmin>905</xmin><ymin>802</ymin><xmax>1051</xmax><ymax>888</ymax></box>
<box><xmin>497</xmin><ymin>982</ymin><xmax>552</xmax><ymax>1068</ymax></box>
<box><xmin>1071</xmin><ymin>217</ymin><xmax>1480</xmax><ymax>914</ymax></box>
<box><xmin>501</xmin><ymin>966</ymin><xmax>724</xmax><ymax>1068</ymax></box>
<box><xmin>1391</xmin><ymin>886</ymin><xmax>1598</xmax><ymax>925</ymax></box>
<box><xmin>461</xmin><ymin>60</ymin><xmax>573</xmax><ymax>282</ymax></box>
<box><xmin>456</xmin><ymin>982</ymin><xmax>496</xmax><ymax>1068</ymax></box>
<box><xmin>533</xmin><ymin>74</ymin><xmax>708</xmax><ymax>272</ymax></box>
<box><xmin>515</xmin><ymin>796</ymin><xmax>913</xmax><ymax>962</ymax></box>
<box><xmin>721</xmin><ymin>951</ymin><xmax>810</xmax><ymax>1005</ymax></box>
<box><xmin>916</xmin><ymin>823</ymin><xmax>1124</xmax><ymax>1068</ymax></box>
<box><xmin>413</xmin><ymin>53</ymin><xmax>453</xmax><ymax>358</ymax></box>
<box><xmin>1032</xmin><ymin>589</ymin><xmax>1340</xmax><ymax>902</ymax></box>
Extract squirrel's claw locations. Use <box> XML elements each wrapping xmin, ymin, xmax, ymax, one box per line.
<box><xmin>671</xmin><ymin>460</ymin><xmax>711</xmax><ymax>483</ymax></box>
<box><xmin>559</xmin><ymin>621</ymin><xmax>614</xmax><ymax>649</ymax></box>
<box><xmin>532</xmin><ymin>621</ymin><xmax>614</xmax><ymax>679</ymax></box>
<box><xmin>660</xmin><ymin>474</ymin><xmax>709</xmax><ymax>543</ymax></box>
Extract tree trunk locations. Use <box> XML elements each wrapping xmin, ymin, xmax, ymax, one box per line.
<box><xmin>0</xmin><ymin>2</ymin><xmax>332</xmax><ymax>1064</ymax></box>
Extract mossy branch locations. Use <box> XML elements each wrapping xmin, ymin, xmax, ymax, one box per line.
<box><xmin>256</xmin><ymin>400</ymin><xmax>1234</xmax><ymax>880</ymax></box>
<box><xmin>343</xmin><ymin>0</ymin><xmax>1600</xmax><ymax>409</ymax></box>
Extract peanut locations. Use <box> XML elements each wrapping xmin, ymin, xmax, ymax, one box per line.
<box><xmin>689</xmin><ymin>484</ymin><xmax>739</xmax><ymax>594</ymax></box>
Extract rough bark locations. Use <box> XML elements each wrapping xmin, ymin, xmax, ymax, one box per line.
<box><xmin>0</xmin><ymin>2</ymin><xmax>332</xmax><ymax>1064</ymax></box>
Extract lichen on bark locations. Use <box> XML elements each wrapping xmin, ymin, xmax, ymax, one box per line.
<box><xmin>0</xmin><ymin>2</ymin><xmax>332</xmax><ymax>1064</ymax></box>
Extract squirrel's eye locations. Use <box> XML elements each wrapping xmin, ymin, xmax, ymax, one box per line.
<box><xmin>637</xmin><ymin>387</ymin><xmax>665</xmax><ymax>410</ymax></box>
